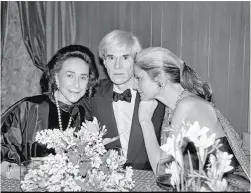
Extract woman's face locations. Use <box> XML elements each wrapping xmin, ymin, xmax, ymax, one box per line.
<box><xmin>55</xmin><ymin>57</ymin><xmax>89</xmax><ymax>105</ymax></box>
<box><xmin>133</xmin><ymin>65</ymin><xmax>160</xmax><ymax>101</ymax></box>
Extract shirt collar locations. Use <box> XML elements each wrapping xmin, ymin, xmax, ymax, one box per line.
<box><xmin>113</xmin><ymin>85</ymin><xmax>136</xmax><ymax>94</ymax></box>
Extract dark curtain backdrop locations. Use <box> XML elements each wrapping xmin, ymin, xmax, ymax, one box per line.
<box><xmin>17</xmin><ymin>1</ymin><xmax>46</xmax><ymax>71</ymax></box>
<box><xmin>1</xmin><ymin>1</ymin><xmax>10</xmax><ymax>63</ymax></box>
<box><xmin>71</xmin><ymin>1</ymin><xmax>251</xmax><ymax>138</ymax></box>
<box><xmin>17</xmin><ymin>1</ymin><xmax>76</xmax><ymax>69</ymax></box>
<box><xmin>15</xmin><ymin>1</ymin><xmax>249</xmax><ymax>137</ymax></box>
<box><xmin>45</xmin><ymin>1</ymin><xmax>76</xmax><ymax>62</ymax></box>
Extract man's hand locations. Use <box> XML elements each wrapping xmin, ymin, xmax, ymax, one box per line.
<box><xmin>138</xmin><ymin>99</ymin><xmax>158</xmax><ymax>123</ymax></box>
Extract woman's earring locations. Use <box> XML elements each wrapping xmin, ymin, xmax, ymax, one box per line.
<box><xmin>158</xmin><ymin>82</ymin><xmax>164</xmax><ymax>88</ymax></box>
<box><xmin>55</xmin><ymin>77</ymin><xmax>60</xmax><ymax>90</ymax></box>
<box><xmin>102</xmin><ymin>56</ymin><xmax>106</xmax><ymax>66</ymax></box>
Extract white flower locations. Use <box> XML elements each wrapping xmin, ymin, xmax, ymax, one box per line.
<box><xmin>183</xmin><ymin>121</ymin><xmax>216</xmax><ymax>163</ymax></box>
<box><xmin>165</xmin><ymin>161</ymin><xmax>181</xmax><ymax>187</ymax></box>
<box><xmin>185</xmin><ymin>122</ymin><xmax>215</xmax><ymax>148</ymax></box>
<box><xmin>160</xmin><ymin>136</ymin><xmax>175</xmax><ymax>153</ymax></box>
<box><xmin>81</xmin><ymin>117</ymin><xmax>100</xmax><ymax>133</ymax></box>
<box><xmin>207</xmin><ymin>150</ymin><xmax>234</xmax><ymax>181</ymax></box>
<box><xmin>160</xmin><ymin>135</ymin><xmax>183</xmax><ymax>167</ymax></box>
<box><xmin>216</xmin><ymin>151</ymin><xmax>233</xmax><ymax>173</ymax></box>
<box><xmin>195</xmin><ymin>134</ymin><xmax>215</xmax><ymax>164</ymax></box>
<box><xmin>185</xmin><ymin>122</ymin><xmax>209</xmax><ymax>140</ymax></box>
<box><xmin>200</xmin><ymin>186</ymin><xmax>210</xmax><ymax>192</ymax></box>
<box><xmin>194</xmin><ymin>133</ymin><xmax>216</xmax><ymax>149</ymax></box>
<box><xmin>125</xmin><ymin>166</ymin><xmax>133</xmax><ymax>181</ymax></box>
<box><xmin>22</xmin><ymin>118</ymin><xmax>135</xmax><ymax>192</ymax></box>
<box><xmin>91</xmin><ymin>156</ymin><xmax>102</xmax><ymax>168</ymax></box>
<box><xmin>158</xmin><ymin>120</ymin><xmax>233</xmax><ymax>192</ymax></box>
<box><xmin>205</xmin><ymin>178</ymin><xmax>228</xmax><ymax>191</ymax></box>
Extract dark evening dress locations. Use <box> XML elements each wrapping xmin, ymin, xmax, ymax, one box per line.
<box><xmin>1</xmin><ymin>93</ymin><xmax>92</xmax><ymax>165</ymax></box>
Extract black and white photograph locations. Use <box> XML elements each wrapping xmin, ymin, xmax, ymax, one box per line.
<box><xmin>1</xmin><ymin>1</ymin><xmax>250</xmax><ymax>192</ymax></box>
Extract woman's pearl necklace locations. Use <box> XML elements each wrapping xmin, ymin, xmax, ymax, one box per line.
<box><xmin>55</xmin><ymin>93</ymin><xmax>72</xmax><ymax>131</ymax></box>
<box><xmin>175</xmin><ymin>89</ymin><xmax>187</xmax><ymax>108</ymax></box>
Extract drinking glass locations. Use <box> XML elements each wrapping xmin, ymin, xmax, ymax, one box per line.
<box><xmin>111</xmin><ymin>147</ymin><xmax>125</xmax><ymax>157</ymax></box>
<box><xmin>20</xmin><ymin>160</ymin><xmax>45</xmax><ymax>192</ymax></box>
<box><xmin>156</xmin><ymin>158</ymin><xmax>174</xmax><ymax>190</ymax></box>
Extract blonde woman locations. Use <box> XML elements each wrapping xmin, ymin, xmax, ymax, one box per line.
<box><xmin>133</xmin><ymin>47</ymin><xmax>250</xmax><ymax>184</ymax></box>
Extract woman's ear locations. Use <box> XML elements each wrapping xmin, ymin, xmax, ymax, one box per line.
<box><xmin>102</xmin><ymin>56</ymin><xmax>106</xmax><ymax>66</ymax></box>
<box><xmin>154</xmin><ymin>72</ymin><xmax>166</xmax><ymax>88</ymax></box>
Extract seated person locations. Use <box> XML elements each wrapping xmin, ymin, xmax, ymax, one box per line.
<box><xmin>133</xmin><ymin>47</ymin><xmax>250</xmax><ymax>184</ymax></box>
<box><xmin>90</xmin><ymin>30</ymin><xmax>165</xmax><ymax>170</ymax></box>
<box><xmin>1</xmin><ymin>45</ymin><xmax>99</xmax><ymax>176</ymax></box>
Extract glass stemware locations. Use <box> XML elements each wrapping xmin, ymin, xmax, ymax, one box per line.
<box><xmin>156</xmin><ymin>158</ymin><xmax>174</xmax><ymax>190</ymax></box>
<box><xmin>20</xmin><ymin>159</ymin><xmax>45</xmax><ymax>192</ymax></box>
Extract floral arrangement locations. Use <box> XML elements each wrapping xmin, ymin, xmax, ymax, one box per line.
<box><xmin>160</xmin><ymin>121</ymin><xmax>233</xmax><ymax>191</ymax></box>
<box><xmin>20</xmin><ymin>117</ymin><xmax>134</xmax><ymax>192</ymax></box>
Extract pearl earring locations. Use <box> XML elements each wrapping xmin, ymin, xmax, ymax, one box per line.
<box><xmin>158</xmin><ymin>82</ymin><xmax>164</xmax><ymax>88</ymax></box>
<box><xmin>55</xmin><ymin>78</ymin><xmax>60</xmax><ymax>90</ymax></box>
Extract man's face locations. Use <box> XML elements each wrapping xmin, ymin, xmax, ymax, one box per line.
<box><xmin>104</xmin><ymin>46</ymin><xmax>134</xmax><ymax>85</ymax></box>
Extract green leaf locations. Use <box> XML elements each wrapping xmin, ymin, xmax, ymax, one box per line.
<box><xmin>60</xmin><ymin>138</ymin><xmax>68</xmax><ymax>146</ymax></box>
<box><xmin>204</xmin><ymin>181</ymin><xmax>215</xmax><ymax>191</ymax></box>
<box><xmin>67</xmin><ymin>151</ymin><xmax>79</xmax><ymax>165</ymax></box>
<box><xmin>79</xmin><ymin>162</ymin><xmax>92</xmax><ymax>177</ymax></box>
<box><xmin>187</xmin><ymin>150</ymin><xmax>194</xmax><ymax>173</ymax></box>
<box><xmin>77</xmin><ymin>143</ymin><xmax>86</xmax><ymax>154</ymax></box>
<box><xmin>98</xmin><ymin>163</ymin><xmax>109</xmax><ymax>174</ymax></box>
<box><xmin>74</xmin><ymin>179</ymin><xmax>93</xmax><ymax>191</ymax></box>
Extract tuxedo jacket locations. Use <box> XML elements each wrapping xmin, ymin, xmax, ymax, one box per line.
<box><xmin>90</xmin><ymin>79</ymin><xmax>165</xmax><ymax>170</ymax></box>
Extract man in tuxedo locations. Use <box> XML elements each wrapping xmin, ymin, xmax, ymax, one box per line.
<box><xmin>91</xmin><ymin>30</ymin><xmax>165</xmax><ymax>170</ymax></box>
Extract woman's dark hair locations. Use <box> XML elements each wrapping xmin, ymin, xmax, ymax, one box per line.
<box><xmin>135</xmin><ymin>47</ymin><xmax>212</xmax><ymax>102</ymax></box>
<box><xmin>40</xmin><ymin>45</ymin><xmax>99</xmax><ymax>97</ymax></box>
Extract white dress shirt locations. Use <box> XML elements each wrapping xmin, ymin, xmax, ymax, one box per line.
<box><xmin>112</xmin><ymin>86</ymin><xmax>137</xmax><ymax>158</ymax></box>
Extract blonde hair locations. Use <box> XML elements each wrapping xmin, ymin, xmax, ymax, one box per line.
<box><xmin>135</xmin><ymin>47</ymin><xmax>212</xmax><ymax>101</ymax></box>
<box><xmin>98</xmin><ymin>30</ymin><xmax>142</xmax><ymax>58</ymax></box>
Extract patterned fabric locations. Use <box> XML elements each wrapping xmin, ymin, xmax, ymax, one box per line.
<box><xmin>160</xmin><ymin>107</ymin><xmax>172</xmax><ymax>145</ymax></box>
<box><xmin>210</xmin><ymin>102</ymin><xmax>250</xmax><ymax>180</ymax></box>
<box><xmin>1</xmin><ymin>169</ymin><xmax>247</xmax><ymax>192</ymax></box>
<box><xmin>160</xmin><ymin>103</ymin><xmax>250</xmax><ymax>181</ymax></box>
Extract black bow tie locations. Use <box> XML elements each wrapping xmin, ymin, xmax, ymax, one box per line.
<box><xmin>113</xmin><ymin>89</ymin><xmax>132</xmax><ymax>103</ymax></box>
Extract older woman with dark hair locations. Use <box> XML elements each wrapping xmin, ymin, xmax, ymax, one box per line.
<box><xmin>1</xmin><ymin>45</ymin><xmax>99</xmax><ymax>166</ymax></box>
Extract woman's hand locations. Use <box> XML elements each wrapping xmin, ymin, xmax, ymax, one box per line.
<box><xmin>103</xmin><ymin>135</ymin><xmax>120</xmax><ymax>146</ymax></box>
<box><xmin>138</xmin><ymin>99</ymin><xmax>158</xmax><ymax>123</ymax></box>
<box><xmin>1</xmin><ymin>161</ymin><xmax>20</xmax><ymax>180</ymax></box>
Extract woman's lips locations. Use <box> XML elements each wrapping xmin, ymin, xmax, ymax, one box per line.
<box><xmin>69</xmin><ymin>91</ymin><xmax>80</xmax><ymax>94</ymax></box>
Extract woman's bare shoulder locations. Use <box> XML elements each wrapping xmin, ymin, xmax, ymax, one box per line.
<box><xmin>172</xmin><ymin>96</ymin><xmax>225</xmax><ymax>138</ymax></box>
<box><xmin>172</xmin><ymin>96</ymin><xmax>218</xmax><ymax>127</ymax></box>
<box><xmin>176</xmin><ymin>95</ymin><xmax>213</xmax><ymax>112</ymax></box>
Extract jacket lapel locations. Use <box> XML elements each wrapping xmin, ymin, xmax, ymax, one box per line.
<box><xmin>99</xmin><ymin>81</ymin><xmax>122</xmax><ymax>149</ymax></box>
<box><xmin>126</xmin><ymin>93</ymin><xmax>144</xmax><ymax>162</ymax></box>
